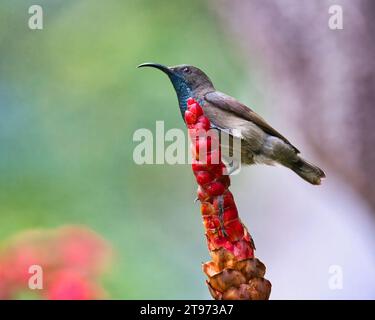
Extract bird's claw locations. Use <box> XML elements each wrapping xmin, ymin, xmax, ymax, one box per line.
<box><xmin>217</xmin><ymin>195</ymin><xmax>228</xmax><ymax>237</ymax></box>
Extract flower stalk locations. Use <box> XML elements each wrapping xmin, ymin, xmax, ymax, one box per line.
<box><xmin>185</xmin><ymin>98</ymin><xmax>271</xmax><ymax>300</ymax></box>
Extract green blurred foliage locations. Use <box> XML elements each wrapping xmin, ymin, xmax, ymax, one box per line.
<box><xmin>0</xmin><ymin>0</ymin><xmax>256</xmax><ymax>298</ymax></box>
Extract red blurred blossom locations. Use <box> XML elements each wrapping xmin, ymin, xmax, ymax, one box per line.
<box><xmin>47</xmin><ymin>270</ymin><xmax>105</xmax><ymax>300</ymax></box>
<box><xmin>0</xmin><ymin>226</ymin><xmax>112</xmax><ymax>300</ymax></box>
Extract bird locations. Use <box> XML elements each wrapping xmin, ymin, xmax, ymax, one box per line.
<box><xmin>138</xmin><ymin>63</ymin><xmax>326</xmax><ymax>185</ymax></box>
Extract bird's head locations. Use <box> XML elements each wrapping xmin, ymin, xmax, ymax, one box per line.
<box><xmin>138</xmin><ymin>63</ymin><xmax>214</xmax><ymax>102</ymax></box>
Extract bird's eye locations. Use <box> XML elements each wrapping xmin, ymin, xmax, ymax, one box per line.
<box><xmin>182</xmin><ymin>67</ymin><xmax>191</xmax><ymax>73</ymax></box>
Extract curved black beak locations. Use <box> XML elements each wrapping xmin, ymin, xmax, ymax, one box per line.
<box><xmin>137</xmin><ymin>62</ymin><xmax>173</xmax><ymax>76</ymax></box>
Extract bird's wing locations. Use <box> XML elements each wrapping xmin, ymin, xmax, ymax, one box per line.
<box><xmin>204</xmin><ymin>91</ymin><xmax>299</xmax><ymax>153</ymax></box>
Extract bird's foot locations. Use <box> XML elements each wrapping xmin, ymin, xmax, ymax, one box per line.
<box><xmin>217</xmin><ymin>195</ymin><xmax>228</xmax><ymax>237</ymax></box>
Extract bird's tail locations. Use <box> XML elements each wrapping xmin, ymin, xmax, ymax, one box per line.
<box><xmin>289</xmin><ymin>157</ymin><xmax>326</xmax><ymax>185</ymax></box>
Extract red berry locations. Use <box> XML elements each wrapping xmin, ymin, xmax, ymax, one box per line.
<box><xmin>206</xmin><ymin>163</ymin><xmax>222</xmax><ymax>174</ymax></box>
<box><xmin>192</xmin><ymin>161</ymin><xmax>207</xmax><ymax>172</ymax></box>
<box><xmin>188</xmin><ymin>103</ymin><xmax>203</xmax><ymax>118</ymax></box>
<box><xmin>225</xmin><ymin>220</ymin><xmax>244</xmax><ymax>242</ymax></box>
<box><xmin>195</xmin><ymin>171</ymin><xmax>214</xmax><ymax>186</ymax></box>
<box><xmin>205</xmin><ymin>181</ymin><xmax>225</xmax><ymax>196</ymax></box>
<box><xmin>223</xmin><ymin>208</ymin><xmax>239</xmax><ymax>223</ymax></box>
<box><xmin>196</xmin><ymin>116</ymin><xmax>211</xmax><ymax>131</ymax></box>
<box><xmin>184</xmin><ymin>110</ymin><xmax>197</xmax><ymax>125</ymax></box>
<box><xmin>187</xmin><ymin>97</ymin><xmax>195</xmax><ymax>106</ymax></box>
<box><xmin>201</xmin><ymin>202</ymin><xmax>216</xmax><ymax>216</ymax></box>
<box><xmin>212</xmin><ymin>165</ymin><xmax>224</xmax><ymax>178</ymax></box>
<box><xmin>218</xmin><ymin>175</ymin><xmax>231</xmax><ymax>189</ymax></box>
<box><xmin>197</xmin><ymin>186</ymin><xmax>211</xmax><ymax>202</ymax></box>
<box><xmin>203</xmin><ymin>216</ymin><xmax>220</xmax><ymax>229</ymax></box>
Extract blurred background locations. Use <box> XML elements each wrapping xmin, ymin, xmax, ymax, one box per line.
<box><xmin>0</xmin><ymin>0</ymin><xmax>374</xmax><ymax>299</ymax></box>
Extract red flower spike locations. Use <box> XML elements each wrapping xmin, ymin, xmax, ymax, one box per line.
<box><xmin>184</xmin><ymin>98</ymin><xmax>271</xmax><ymax>300</ymax></box>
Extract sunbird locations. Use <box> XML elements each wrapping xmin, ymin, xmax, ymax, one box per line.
<box><xmin>138</xmin><ymin>63</ymin><xmax>326</xmax><ymax>185</ymax></box>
